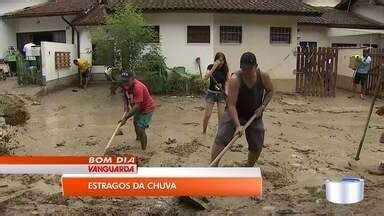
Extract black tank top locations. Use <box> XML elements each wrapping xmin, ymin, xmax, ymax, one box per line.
<box><xmin>207</xmin><ymin>64</ymin><xmax>228</xmax><ymax>92</ymax></box>
<box><xmin>234</xmin><ymin>69</ymin><xmax>265</xmax><ymax>121</ymax></box>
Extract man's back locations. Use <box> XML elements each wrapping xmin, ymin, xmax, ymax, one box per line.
<box><xmin>76</xmin><ymin>58</ymin><xmax>91</xmax><ymax>72</ymax></box>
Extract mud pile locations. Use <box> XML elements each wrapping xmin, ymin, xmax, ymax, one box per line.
<box><xmin>164</xmin><ymin>138</ymin><xmax>201</xmax><ymax>157</ymax></box>
<box><xmin>0</xmin><ymin>94</ymin><xmax>30</xmax><ymax>126</ymax></box>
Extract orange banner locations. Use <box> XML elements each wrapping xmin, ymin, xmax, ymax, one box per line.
<box><xmin>61</xmin><ymin>177</ymin><xmax>262</xmax><ymax>196</ymax></box>
<box><xmin>0</xmin><ymin>156</ymin><xmax>137</xmax><ymax>164</ymax></box>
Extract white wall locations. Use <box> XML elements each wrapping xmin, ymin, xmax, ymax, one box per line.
<box><xmin>330</xmin><ymin>33</ymin><xmax>382</xmax><ymax>46</ymax></box>
<box><xmin>78</xmin><ymin>26</ymin><xmax>106</xmax><ymax>74</ymax></box>
<box><xmin>41</xmin><ymin>42</ymin><xmax>78</xmax><ymax>82</ymax></box>
<box><xmin>83</xmin><ymin>13</ymin><xmax>298</xmax><ymax>80</ymax></box>
<box><xmin>302</xmin><ymin>0</ymin><xmax>341</xmax><ymax>7</ymax></box>
<box><xmin>0</xmin><ymin>0</ymin><xmax>47</xmax><ymax>58</ymax></box>
<box><xmin>13</xmin><ymin>16</ymin><xmax>75</xmax><ymax>43</ymax></box>
<box><xmin>337</xmin><ymin>48</ymin><xmax>364</xmax><ymax>77</ymax></box>
<box><xmin>299</xmin><ymin>26</ymin><xmax>384</xmax><ymax>48</ymax></box>
<box><xmin>79</xmin><ymin>27</ymin><xmax>92</xmax><ymax>61</ymax></box>
<box><xmin>213</xmin><ymin>14</ymin><xmax>298</xmax><ymax>79</ymax></box>
<box><xmin>0</xmin><ymin>18</ymin><xmax>17</xmax><ymax>58</ymax></box>
<box><xmin>298</xmin><ymin>25</ymin><xmax>330</xmax><ymax>47</ymax></box>
<box><xmin>0</xmin><ymin>0</ymin><xmax>47</xmax><ymax>15</ymax></box>
<box><xmin>145</xmin><ymin>13</ymin><xmax>214</xmax><ymax>74</ymax></box>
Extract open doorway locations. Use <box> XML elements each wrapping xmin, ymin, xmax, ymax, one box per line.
<box><xmin>16</xmin><ymin>30</ymin><xmax>66</xmax><ymax>54</ymax></box>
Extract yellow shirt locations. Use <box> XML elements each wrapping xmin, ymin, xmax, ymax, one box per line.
<box><xmin>76</xmin><ymin>58</ymin><xmax>91</xmax><ymax>73</ymax></box>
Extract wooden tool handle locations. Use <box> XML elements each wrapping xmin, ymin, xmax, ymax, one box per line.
<box><xmin>104</xmin><ymin>122</ymin><xmax>122</xmax><ymax>151</ymax></box>
<box><xmin>209</xmin><ymin>113</ymin><xmax>259</xmax><ymax>167</ymax></box>
<box><xmin>355</xmin><ymin>73</ymin><xmax>382</xmax><ymax>160</ymax></box>
<box><xmin>103</xmin><ymin>112</ymin><xmax>128</xmax><ymax>154</ymax></box>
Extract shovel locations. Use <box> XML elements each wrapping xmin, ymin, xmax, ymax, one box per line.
<box><xmin>180</xmin><ymin>112</ymin><xmax>259</xmax><ymax>209</ymax></box>
<box><xmin>103</xmin><ymin>112</ymin><xmax>127</xmax><ymax>155</ymax></box>
<box><xmin>196</xmin><ymin>57</ymin><xmax>203</xmax><ymax>79</ymax></box>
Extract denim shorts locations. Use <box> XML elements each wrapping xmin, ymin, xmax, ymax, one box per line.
<box><xmin>205</xmin><ymin>90</ymin><xmax>226</xmax><ymax>103</ymax></box>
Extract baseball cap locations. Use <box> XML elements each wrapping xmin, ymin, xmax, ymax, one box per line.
<box><xmin>240</xmin><ymin>52</ymin><xmax>257</xmax><ymax>70</ymax></box>
<box><xmin>120</xmin><ymin>70</ymin><xmax>134</xmax><ymax>81</ymax></box>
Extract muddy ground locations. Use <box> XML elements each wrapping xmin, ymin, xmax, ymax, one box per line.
<box><xmin>0</xmin><ymin>82</ymin><xmax>383</xmax><ymax>215</ymax></box>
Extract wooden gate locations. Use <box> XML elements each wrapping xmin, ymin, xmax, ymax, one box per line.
<box><xmin>296</xmin><ymin>47</ymin><xmax>338</xmax><ymax>97</ymax></box>
<box><xmin>364</xmin><ymin>48</ymin><xmax>384</xmax><ymax>95</ymax></box>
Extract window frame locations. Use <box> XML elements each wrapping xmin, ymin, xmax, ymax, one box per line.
<box><xmin>299</xmin><ymin>41</ymin><xmax>318</xmax><ymax>49</ymax></box>
<box><xmin>220</xmin><ymin>26</ymin><xmax>242</xmax><ymax>44</ymax></box>
<box><xmin>270</xmin><ymin>27</ymin><xmax>292</xmax><ymax>44</ymax></box>
<box><xmin>331</xmin><ymin>43</ymin><xmax>357</xmax><ymax>48</ymax></box>
<box><xmin>187</xmin><ymin>25</ymin><xmax>211</xmax><ymax>44</ymax></box>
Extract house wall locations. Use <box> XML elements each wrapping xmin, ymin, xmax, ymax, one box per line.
<box><xmin>299</xmin><ymin>26</ymin><xmax>383</xmax><ymax>48</ymax></box>
<box><xmin>77</xmin><ymin>26</ymin><xmax>106</xmax><ymax>75</ymax></box>
<box><xmin>213</xmin><ymin>14</ymin><xmax>298</xmax><ymax>85</ymax></box>
<box><xmin>298</xmin><ymin>25</ymin><xmax>330</xmax><ymax>47</ymax></box>
<box><xmin>79</xmin><ymin>13</ymin><xmax>298</xmax><ymax>91</ymax></box>
<box><xmin>12</xmin><ymin>16</ymin><xmax>75</xmax><ymax>44</ymax></box>
<box><xmin>145</xmin><ymin>13</ymin><xmax>214</xmax><ymax>75</ymax></box>
<box><xmin>336</xmin><ymin>48</ymin><xmax>365</xmax><ymax>90</ymax></box>
<box><xmin>0</xmin><ymin>0</ymin><xmax>47</xmax><ymax>58</ymax></box>
<box><xmin>41</xmin><ymin>42</ymin><xmax>78</xmax><ymax>82</ymax></box>
<box><xmin>330</xmin><ymin>33</ymin><xmax>383</xmax><ymax>47</ymax></box>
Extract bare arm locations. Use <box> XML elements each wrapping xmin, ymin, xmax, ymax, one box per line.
<box><xmin>225</xmin><ymin>71</ymin><xmax>231</xmax><ymax>95</ymax></box>
<box><xmin>203</xmin><ymin>61</ymin><xmax>219</xmax><ymax>80</ymax></box>
<box><xmin>227</xmin><ymin>75</ymin><xmax>241</xmax><ymax>128</ymax></box>
<box><xmin>122</xmin><ymin>92</ymin><xmax>129</xmax><ymax>112</ymax></box>
<box><xmin>122</xmin><ymin>104</ymin><xmax>140</xmax><ymax>122</ymax></box>
<box><xmin>260</xmin><ymin>72</ymin><xmax>274</xmax><ymax>109</ymax></box>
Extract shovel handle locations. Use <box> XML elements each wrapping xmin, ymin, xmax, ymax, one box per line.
<box><xmin>209</xmin><ymin>112</ymin><xmax>259</xmax><ymax>167</ymax></box>
<box><xmin>355</xmin><ymin>73</ymin><xmax>382</xmax><ymax>160</ymax></box>
<box><xmin>103</xmin><ymin>112</ymin><xmax>127</xmax><ymax>154</ymax></box>
<box><xmin>104</xmin><ymin>122</ymin><xmax>122</xmax><ymax>151</ymax></box>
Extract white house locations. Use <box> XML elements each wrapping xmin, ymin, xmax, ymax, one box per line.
<box><xmin>0</xmin><ymin>0</ymin><xmax>47</xmax><ymax>59</ymax></box>
<box><xmin>2</xmin><ymin>0</ymin><xmax>325</xmax><ymax>91</ymax></box>
<box><xmin>298</xmin><ymin>0</ymin><xmax>384</xmax><ymax>48</ymax></box>
<box><xmin>297</xmin><ymin>0</ymin><xmax>384</xmax><ymax>91</ymax></box>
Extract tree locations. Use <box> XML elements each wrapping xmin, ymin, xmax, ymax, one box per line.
<box><xmin>91</xmin><ymin>5</ymin><xmax>155</xmax><ymax>72</ymax></box>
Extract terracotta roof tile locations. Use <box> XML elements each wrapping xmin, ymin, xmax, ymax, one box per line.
<box><xmin>73</xmin><ymin>0</ymin><xmax>321</xmax><ymax>26</ymax></box>
<box><xmin>3</xmin><ymin>0</ymin><xmax>96</xmax><ymax>18</ymax></box>
<box><xmin>106</xmin><ymin>0</ymin><xmax>320</xmax><ymax>15</ymax></box>
<box><xmin>72</xmin><ymin>4</ymin><xmax>108</xmax><ymax>26</ymax></box>
<box><xmin>298</xmin><ymin>7</ymin><xmax>384</xmax><ymax>29</ymax></box>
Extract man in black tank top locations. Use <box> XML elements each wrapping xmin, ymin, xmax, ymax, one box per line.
<box><xmin>211</xmin><ymin>52</ymin><xmax>274</xmax><ymax>167</ymax></box>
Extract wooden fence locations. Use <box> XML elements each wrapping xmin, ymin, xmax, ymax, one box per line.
<box><xmin>364</xmin><ymin>48</ymin><xmax>384</xmax><ymax>95</ymax></box>
<box><xmin>296</xmin><ymin>47</ymin><xmax>338</xmax><ymax>97</ymax></box>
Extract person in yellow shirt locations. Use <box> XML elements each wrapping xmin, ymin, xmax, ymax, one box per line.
<box><xmin>73</xmin><ymin>58</ymin><xmax>92</xmax><ymax>89</ymax></box>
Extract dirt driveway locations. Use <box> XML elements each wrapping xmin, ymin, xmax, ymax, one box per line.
<box><xmin>1</xmin><ymin>84</ymin><xmax>383</xmax><ymax>215</ymax></box>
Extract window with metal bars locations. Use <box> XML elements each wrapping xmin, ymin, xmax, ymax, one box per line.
<box><xmin>187</xmin><ymin>26</ymin><xmax>210</xmax><ymax>43</ymax></box>
<box><xmin>220</xmin><ymin>26</ymin><xmax>242</xmax><ymax>43</ymax></box>
<box><xmin>331</xmin><ymin>43</ymin><xmax>357</xmax><ymax>48</ymax></box>
<box><xmin>270</xmin><ymin>27</ymin><xmax>291</xmax><ymax>44</ymax></box>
